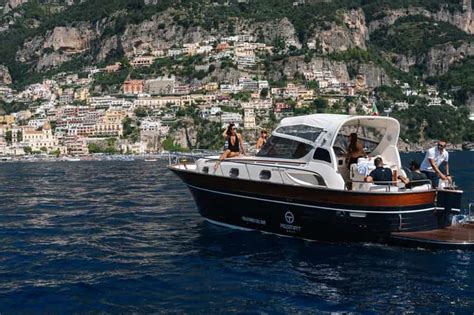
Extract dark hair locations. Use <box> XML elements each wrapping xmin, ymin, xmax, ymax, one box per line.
<box><xmin>348</xmin><ymin>133</ymin><xmax>358</xmax><ymax>153</ymax></box>
<box><xmin>226</xmin><ymin>123</ymin><xmax>235</xmax><ymax>136</ymax></box>
<box><xmin>409</xmin><ymin>160</ymin><xmax>420</xmax><ymax>170</ymax></box>
<box><xmin>374</xmin><ymin>157</ymin><xmax>383</xmax><ymax>167</ymax></box>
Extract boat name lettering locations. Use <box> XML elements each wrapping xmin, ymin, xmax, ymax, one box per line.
<box><xmin>280</xmin><ymin>223</ymin><xmax>301</xmax><ymax>232</ymax></box>
<box><xmin>242</xmin><ymin>216</ymin><xmax>266</xmax><ymax>225</ymax></box>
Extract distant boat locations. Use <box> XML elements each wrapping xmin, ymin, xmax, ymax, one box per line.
<box><xmin>145</xmin><ymin>158</ymin><xmax>158</xmax><ymax>162</ymax></box>
<box><xmin>65</xmin><ymin>157</ymin><xmax>81</xmax><ymax>162</ymax></box>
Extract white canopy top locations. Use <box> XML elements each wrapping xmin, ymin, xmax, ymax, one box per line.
<box><xmin>277</xmin><ymin>114</ymin><xmax>400</xmax><ymax>149</ymax></box>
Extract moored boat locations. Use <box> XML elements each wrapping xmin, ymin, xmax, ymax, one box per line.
<box><xmin>64</xmin><ymin>157</ymin><xmax>81</xmax><ymax>162</ymax></box>
<box><xmin>169</xmin><ymin>114</ymin><xmax>466</xmax><ymax>245</ymax></box>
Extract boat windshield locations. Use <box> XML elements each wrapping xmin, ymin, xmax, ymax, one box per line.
<box><xmin>274</xmin><ymin>124</ymin><xmax>323</xmax><ymax>142</ymax></box>
<box><xmin>256</xmin><ymin>136</ymin><xmax>313</xmax><ymax>159</ymax></box>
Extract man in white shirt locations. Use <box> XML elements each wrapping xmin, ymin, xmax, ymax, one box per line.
<box><xmin>420</xmin><ymin>140</ymin><xmax>451</xmax><ymax>188</ymax></box>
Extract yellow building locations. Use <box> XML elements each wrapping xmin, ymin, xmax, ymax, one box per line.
<box><xmin>74</xmin><ymin>88</ymin><xmax>90</xmax><ymax>101</ymax></box>
<box><xmin>0</xmin><ymin>115</ymin><xmax>15</xmax><ymax>126</ymax></box>
<box><xmin>22</xmin><ymin>122</ymin><xmax>65</xmax><ymax>154</ymax></box>
<box><xmin>204</xmin><ymin>82</ymin><xmax>219</xmax><ymax>92</ymax></box>
<box><xmin>94</xmin><ymin>110</ymin><xmax>127</xmax><ymax>137</ymax></box>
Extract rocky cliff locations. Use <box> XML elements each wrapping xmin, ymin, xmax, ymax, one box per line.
<box><xmin>3</xmin><ymin>0</ymin><xmax>28</xmax><ymax>14</ymax></box>
<box><xmin>0</xmin><ymin>65</ymin><xmax>12</xmax><ymax>85</ymax></box>
<box><xmin>16</xmin><ymin>23</ymin><xmax>100</xmax><ymax>71</ymax></box>
<box><xmin>368</xmin><ymin>0</ymin><xmax>473</xmax><ymax>35</ymax></box>
<box><xmin>309</xmin><ymin>9</ymin><xmax>368</xmax><ymax>54</ymax></box>
<box><xmin>0</xmin><ymin>0</ymin><xmax>471</xmax><ymax>100</ymax></box>
<box><xmin>425</xmin><ymin>42</ymin><xmax>474</xmax><ymax>76</ymax></box>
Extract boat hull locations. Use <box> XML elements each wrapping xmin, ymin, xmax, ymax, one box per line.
<box><xmin>170</xmin><ymin>167</ymin><xmax>458</xmax><ymax>242</ymax></box>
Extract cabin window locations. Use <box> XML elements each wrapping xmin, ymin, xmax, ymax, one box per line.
<box><xmin>259</xmin><ymin>170</ymin><xmax>271</xmax><ymax>180</ymax></box>
<box><xmin>334</xmin><ymin>125</ymin><xmax>387</xmax><ymax>155</ymax></box>
<box><xmin>256</xmin><ymin>136</ymin><xmax>313</xmax><ymax>159</ymax></box>
<box><xmin>229</xmin><ymin>168</ymin><xmax>239</xmax><ymax>178</ymax></box>
<box><xmin>313</xmin><ymin>148</ymin><xmax>331</xmax><ymax>163</ymax></box>
<box><xmin>275</xmin><ymin>125</ymin><xmax>323</xmax><ymax>142</ymax></box>
<box><xmin>202</xmin><ymin>166</ymin><xmax>209</xmax><ymax>174</ymax></box>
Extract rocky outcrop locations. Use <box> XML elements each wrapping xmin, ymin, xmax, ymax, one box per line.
<box><xmin>312</xmin><ymin>58</ymin><xmax>351</xmax><ymax>83</ymax></box>
<box><xmin>357</xmin><ymin>62</ymin><xmax>391</xmax><ymax>88</ymax></box>
<box><xmin>3</xmin><ymin>0</ymin><xmax>29</xmax><ymax>14</ymax></box>
<box><xmin>43</xmin><ymin>26</ymin><xmax>95</xmax><ymax>52</ymax></box>
<box><xmin>121</xmin><ymin>10</ymin><xmax>188</xmax><ymax>56</ymax></box>
<box><xmin>309</xmin><ymin>9</ymin><xmax>368</xmax><ymax>54</ymax></box>
<box><xmin>257</xmin><ymin>18</ymin><xmax>302</xmax><ymax>48</ymax></box>
<box><xmin>433</xmin><ymin>0</ymin><xmax>473</xmax><ymax>34</ymax></box>
<box><xmin>369</xmin><ymin>0</ymin><xmax>474</xmax><ymax>34</ymax></box>
<box><xmin>0</xmin><ymin>65</ymin><xmax>12</xmax><ymax>85</ymax></box>
<box><xmin>16</xmin><ymin>23</ymin><xmax>99</xmax><ymax>71</ymax></box>
<box><xmin>385</xmin><ymin>41</ymin><xmax>473</xmax><ymax>75</ymax></box>
<box><xmin>278</xmin><ymin>55</ymin><xmax>388</xmax><ymax>88</ymax></box>
<box><xmin>202</xmin><ymin>66</ymin><xmax>244</xmax><ymax>85</ymax></box>
<box><xmin>390</xmin><ymin>53</ymin><xmax>419</xmax><ymax>73</ymax></box>
<box><xmin>278</xmin><ymin>56</ymin><xmax>350</xmax><ymax>83</ymax></box>
<box><xmin>96</xmin><ymin>35</ymin><xmax>121</xmax><ymax>62</ymax></box>
<box><xmin>173</xmin><ymin>125</ymin><xmax>197</xmax><ymax>149</ymax></box>
<box><xmin>426</xmin><ymin>42</ymin><xmax>474</xmax><ymax>76</ymax></box>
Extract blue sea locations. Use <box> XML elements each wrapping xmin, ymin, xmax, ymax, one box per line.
<box><xmin>0</xmin><ymin>152</ymin><xmax>473</xmax><ymax>313</ymax></box>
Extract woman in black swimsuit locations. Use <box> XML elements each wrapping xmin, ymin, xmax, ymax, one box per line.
<box><xmin>214</xmin><ymin>123</ymin><xmax>245</xmax><ymax>170</ymax></box>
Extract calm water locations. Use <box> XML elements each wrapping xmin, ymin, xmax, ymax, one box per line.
<box><xmin>0</xmin><ymin>152</ymin><xmax>473</xmax><ymax>313</ymax></box>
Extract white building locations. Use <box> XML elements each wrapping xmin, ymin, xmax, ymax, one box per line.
<box><xmin>88</xmin><ymin>96</ymin><xmax>132</xmax><ymax>110</ymax></box>
<box><xmin>221</xmin><ymin>112</ymin><xmax>243</xmax><ymax>127</ymax></box>
<box><xmin>243</xmin><ymin>108</ymin><xmax>256</xmax><ymax>128</ymax></box>
<box><xmin>28</xmin><ymin>119</ymin><xmax>48</xmax><ymax>129</ymax></box>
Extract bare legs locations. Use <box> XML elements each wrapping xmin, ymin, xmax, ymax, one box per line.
<box><xmin>214</xmin><ymin>150</ymin><xmax>240</xmax><ymax>170</ymax></box>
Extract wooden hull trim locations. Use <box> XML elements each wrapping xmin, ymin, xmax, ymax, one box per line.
<box><xmin>187</xmin><ymin>184</ymin><xmax>436</xmax><ymax>215</ymax></box>
<box><xmin>170</xmin><ymin>166</ymin><xmax>437</xmax><ymax>209</ymax></box>
<box><xmin>169</xmin><ymin>166</ymin><xmax>463</xmax><ymax>243</ymax></box>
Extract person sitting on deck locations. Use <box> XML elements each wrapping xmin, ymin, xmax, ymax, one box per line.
<box><xmin>365</xmin><ymin>157</ymin><xmax>392</xmax><ymax>185</ymax></box>
<box><xmin>398</xmin><ymin>160</ymin><xmax>429</xmax><ymax>189</ymax></box>
<box><xmin>214</xmin><ymin>123</ymin><xmax>245</xmax><ymax>170</ymax></box>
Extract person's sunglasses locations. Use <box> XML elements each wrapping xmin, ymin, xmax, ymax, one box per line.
<box><xmin>438</xmin><ymin>144</ymin><xmax>446</xmax><ymax>148</ymax></box>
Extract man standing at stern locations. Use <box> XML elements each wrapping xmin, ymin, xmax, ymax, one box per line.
<box><xmin>420</xmin><ymin>140</ymin><xmax>451</xmax><ymax>188</ymax></box>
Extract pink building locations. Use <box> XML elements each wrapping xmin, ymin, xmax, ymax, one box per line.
<box><xmin>123</xmin><ymin>80</ymin><xmax>144</xmax><ymax>95</ymax></box>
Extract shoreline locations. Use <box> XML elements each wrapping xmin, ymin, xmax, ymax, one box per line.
<box><xmin>0</xmin><ymin>149</ymin><xmax>472</xmax><ymax>163</ymax></box>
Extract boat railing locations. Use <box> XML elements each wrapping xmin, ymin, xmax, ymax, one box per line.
<box><xmin>469</xmin><ymin>203</ymin><xmax>474</xmax><ymax>222</ymax></box>
<box><xmin>350</xmin><ymin>178</ymin><xmax>434</xmax><ymax>192</ymax></box>
<box><xmin>351</xmin><ymin>178</ymin><xmax>434</xmax><ymax>186</ymax></box>
<box><xmin>168</xmin><ymin>150</ymin><xmax>220</xmax><ymax>166</ymax></box>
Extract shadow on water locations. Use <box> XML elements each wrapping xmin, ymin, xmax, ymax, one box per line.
<box><xmin>0</xmin><ymin>154</ymin><xmax>472</xmax><ymax>313</ymax></box>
